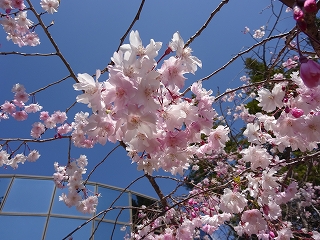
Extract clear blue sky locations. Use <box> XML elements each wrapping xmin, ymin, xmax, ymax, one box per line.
<box><xmin>0</xmin><ymin>0</ymin><xmax>292</xmax><ymax>198</ymax></box>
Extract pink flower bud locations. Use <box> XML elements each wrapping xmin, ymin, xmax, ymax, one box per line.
<box><xmin>269</xmin><ymin>231</ymin><xmax>275</xmax><ymax>238</ymax></box>
<box><xmin>299</xmin><ymin>56</ymin><xmax>320</xmax><ymax>88</ymax></box>
<box><xmin>291</xmin><ymin>107</ymin><xmax>304</xmax><ymax>118</ymax></box>
<box><xmin>293</xmin><ymin>5</ymin><xmax>304</xmax><ymax>21</ymax></box>
<box><xmin>304</xmin><ymin>0</ymin><xmax>317</xmax><ymax>13</ymax></box>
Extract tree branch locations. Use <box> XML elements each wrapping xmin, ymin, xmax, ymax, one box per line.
<box><xmin>184</xmin><ymin>0</ymin><xmax>230</xmax><ymax>48</ymax></box>
<box><xmin>0</xmin><ymin>52</ymin><xmax>56</xmax><ymax>57</ymax></box>
<box><xmin>26</xmin><ymin>0</ymin><xmax>78</xmax><ymax>83</ymax></box>
<box><xmin>101</xmin><ymin>0</ymin><xmax>146</xmax><ymax>74</ymax></box>
<box><xmin>145</xmin><ymin>174</ymin><xmax>168</xmax><ymax>209</ymax></box>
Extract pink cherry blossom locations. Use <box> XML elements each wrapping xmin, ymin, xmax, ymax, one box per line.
<box><xmin>257</xmin><ymin>83</ymin><xmax>285</xmax><ymax>112</ymax></box>
<box><xmin>14</xmin><ymin>90</ymin><xmax>29</xmax><ymax>103</ymax></box>
<box><xmin>169</xmin><ymin>32</ymin><xmax>202</xmax><ymax>74</ymax></box>
<box><xmin>291</xmin><ymin>107</ymin><xmax>304</xmax><ymax>118</ymax></box>
<box><xmin>12</xmin><ymin>110</ymin><xmax>27</xmax><ymax>121</ymax></box>
<box><xmin>299</xmin><ymin>56</ymin><xmax>320</xmax><ymax>88</ymax></box>
<box><xmin>40</xmin><ymin>0</ymin><xmax>59</xmax><ymax>14</ymax></box>
<box><xmin>293</xmin><ymin>5</ymin><xmax>304</xmax><ymax>21</ymax></box>
<box><xmin>27</xmin><ymin>150</ymin><xmax>40</xmax><ymax>162</ymax></box>
<box><xmin>1</xmin><ymin>101</ymin><xmax>16</xmax><ymax>114</ymax></box>
<box><xmin>24</xmin><ymin>103</ymin><xmax>43</xmax><ymax>113</ymax></box>
<box><xmin>0</xmin><ymin>150</ymin><xmax>9</xmax><ymax>167</ymax></box>
<box><xmin>11</xmin><ymin>0</ymin><xmax>25</xmax><ymax>9</ymax></box>
<box><xmin>31</xmin><ymin>122</ymin><xmax>45</xmax><ymax>138</ymax></box>
<box><xmin>158</xmin><ymin>56</ymin><xmax>187</xmax><ymax>89</ymax></box>
<box><xmin>220</xmin><ymin>188</ymin><xmax>247</xmax><ymax>213</ymax></box>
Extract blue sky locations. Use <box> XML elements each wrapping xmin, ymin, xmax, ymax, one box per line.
<box><xmin>0</xmin><ymin>0</ymin><xmax>293</xmax><ymax>199</ymax></box>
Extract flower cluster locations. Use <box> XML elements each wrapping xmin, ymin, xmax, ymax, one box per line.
<box><xmin>0</xmin><ymin>84</ymin><xmax>43</xmax><ymax>122</ymax></box>
<box><xmin>72</xmin><ymin>31</ymin><xmax>227</xmax><ymax>177</ymax></box>
<box><xmin>0</xmin><ymin>0</ymin><xmax>59</xmax><ymax>47</ymax></box>
<box><xmin>0</xmin><ymin>83</ymin><xmax>43</xmax><ymax>121</ymax></box>
<box><xmin>54</xmin><ymin>155</ymin><xmax>98</xmax><ymax>214</ymax></box>
<box><xmin>0</xmin><ymin>1</ymin><xmax>40</xmax><ymax>47</ymax></box>
<box><xmin>0</xmin><ymin>148</ymin><xmax>40</xmax><ymax>168</ymax></box>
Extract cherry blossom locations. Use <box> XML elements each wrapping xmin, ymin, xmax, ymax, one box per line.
<box><xmin>40</xmin><ymin>0</ymin><xmax>59</xmax><ymax>14</ymax></box>
<box><xmin>256</xmin><ymin>83</ymin><xmax>285</xmax><ymax>112</ymax></box>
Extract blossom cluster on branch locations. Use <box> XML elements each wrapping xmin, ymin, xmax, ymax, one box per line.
<box><xmin>0</xmin><ymin>0</ymin><xmax>320</xmax><ymax>240</ymax></box>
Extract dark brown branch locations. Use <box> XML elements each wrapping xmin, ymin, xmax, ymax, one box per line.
<box><xmin>117</xmin><ymin>141</ymin><xmax>168</xmax><ymax>208</ymax></box>
<box><xmin>303</xmin><ymin>9</ymin><xmax>320</xmax><ymax>57</ymax></box>
<box><xmin>198</xmin><ymin>32</ymin><xmax>292</xmax><ymax>82</ymax></box>
<box><xmin>145</xmin><ymin>174</ymin><xmax>168</xmax><ymax>209</ymax></box>
<box><xmin>65</xmin><ymin>101</ymin><xmax>77</xmax><ymax>113</ymax></box>
<box><xmin>278</xmin><ymin>0</ymin><xmax>295</xmax><ymax>8</ymax></box>
<box><xmin>184</xmin><ymin>0</ymin><xmax>229</xmax><ymax>48</ymax></box>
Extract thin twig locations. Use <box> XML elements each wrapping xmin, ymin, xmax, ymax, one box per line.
<box><xmin>184</xmin><ymin>0</ymin><xmax>230</xmax><ymax>48</ymax></box>
<box><xmin>63</xmin><ymin>206</ymin><xmax>161</xmax><ymax>240</ymax></box>
<box><xmin>65</xmin><ymin>101</ymin><xmax>77</xmax><ymax>113</ymax></box>
<box><xmin>29</xmin><ymin>75</ymin><xmax>71</xmax><ymax>95</ymax></box>
<box><xmin>101</xmin><ymin>0</ymin><xmax>146</xmax><ymax>74</ymax></box>
<box><xmin>0</xmin><ymin>52</ymin><xmax>57</xmax><ymax>57</ymax></box>
<box><xmin>83</xmin><ymin>144</ymin><xmax>121</xmax><ymax>185</ymax></box>
<box><xmin>181</xmin><ymin>31</ymin><xmax>292</xmax><ymax>96</ymax></box>
<box><xmin>26</xmin><ymin>0</ymin><xmax>78</xmax><ymax>83</ymax></box>
<box><xmin>214</xmin><ymin>78</ymin><xmax>291</xmax><ymax>102</ymax></box>
<box><xmin>0</xmin><ymin>136</ymin><xmax>70</xmax><ymax>143</ymax></box>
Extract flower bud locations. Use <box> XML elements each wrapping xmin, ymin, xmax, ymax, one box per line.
<box><xmin>269</xmin><ymin>231</ymin><xmax>275</xmax><ymax>238</ymax></box>
<box><xmin>291</xmin><ymin>108</ymin><xmax>304</xmax><ymax>118</ymax></box>
<box><xmin>293</xmin><ymin>5</ymin><xmax>304</xmax><ymax>21</ymax></box>
<box><xmin>299</xmin><ymin>56</ymin><xmax>320</xmax><ymax>88</ymax></box>
<box><xmin>304</xmin><ymin>0</ymin><xmax>317</xmax><ymax>13</ymax></box>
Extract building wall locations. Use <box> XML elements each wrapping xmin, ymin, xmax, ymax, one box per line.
<box><xmin>0</xmin><ymin>175</ymin><xmax>156</xmax><ymax>240</ymax></box>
